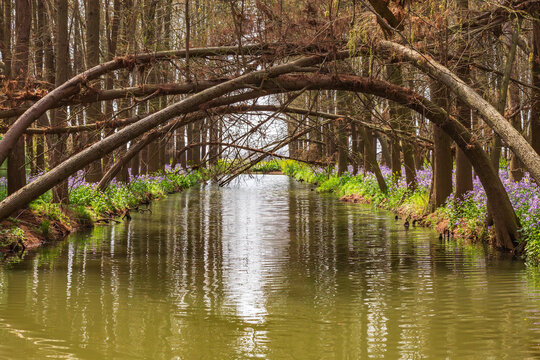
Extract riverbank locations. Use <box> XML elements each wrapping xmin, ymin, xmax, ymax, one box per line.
<box><xmin>280</xmin><ymin>160</ymin><xmax>540</xmax><ymax>263</ymax></box>
<box><xmin>0</xmin><ymin>166</ymin><xmax>203</xmax><ymax>256</ymax></box>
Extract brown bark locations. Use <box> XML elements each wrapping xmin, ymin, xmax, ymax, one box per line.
<box><xmin>85</xmin><ymin>0</ymin><xmax>103</xmax><ymax>182</ymax></box>
<box><xmin>378</xmin><ymin>134</ymin><xmax>391</xmax><ymax>167</ymax></box>
<box><xmin>358</xmin><ymin>126</ymin><xmax>387</xmax><ymax>193</ymax></box>
<box><xmin>102</xmin><ymin>0</ymin><xmax>122</xmax><ymax>172</ymax></box>
<box><xmin>387</xmin><ymin>63</ymin><xmax>416</xmax><ymax>189</ymax></box>
<box><xmin>176</xmin><ymin>126</ymin><xmax>187</xmax><ymax>168</ymax></box>
<box><xmin>0</xmin><ymin>0</ymin><xmax>12</xmax><ymax>78</ymax></box>
<box><xmin>386</xmin><ymin>63</ymin><xmax>402</xmax><ymax>179</ymax></box>
<box><xmin>531</xmin><ymin>17</ymin><xmax>540</xmax><ymax>155</ymax></box>
<box><xmin>34</xmin><ymin>0</ymin><xmax>47</xmax><ymax>173</ymax></box>
<box><xmin>8</xmin><ymin>0</ymin><xmax>31</xmax><ymax>195</ymax></box>
<box><xmin>336</xmin><ymin>91</ymin><xmax>348</xmax><ymax>174</ymax></box>
<box><xmin>455</xmin><ymin>0</ymin><xmax>473</xmax><ymax>199</ymax></box>
<box><xmin>509</xmin><ymin>80</ymin><xmax>524</xmax><ymax>181</ymax></box>
<box><xmin>50</xmin><ymin>0</ymin><xmax>69</xmax><ymax>203</ymax></box>
<box><xmin>430</xmin><ymin>80</ymin><xmax>453</xmax><ymax>211</ymax></box>
<box><xmin>350</xmin><ymin>122</ymin><xmax>360</xmax><ymax>172</ymax></box>
<box><xmin>491</xmin><ymin>19</ymin><xmax>520</xmax><ymax>170</ymax></box>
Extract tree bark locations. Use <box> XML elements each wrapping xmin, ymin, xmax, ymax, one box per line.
<box><xmin>50</xmin><ymin>0</ymin><xmax>69</xmax><ymax>203</ymax></box>
<box><xmin>8</xmin><ymin>0</ymin><xmax>31</xmax><ymax>195</ymax></box>
<box><xmin>531</xmin><ymin>17</ymin><xmax>540</xmax><ymax>155</ymax></box>
<box><xmin>455</xmin><ymin>0</ymin><xmax>473</xmax><ymax>198</ymax></box>
<box><xmin>34</xmin><ymin>0</ymin><xmax>47</xmax><ymax>173</ymax></box>
<box><xmin>430</xmin><ymin>79</ymin><xmax>453</xmax><ymax>210</ymax></box>
<box><xmin>491</xmin><ymin>19</ymin><xmax>520</xmax><ymax>170</ymax></box>
<box><xmin>358</xmin><ymin>126</ymin><xmax>387</xmax><ymax>193</ymax></box>
<box><xmin>102</xmin><ymin>0</ymin><xmax>122</xmax><ymax>172</ymax></box>
<box><xmin>85</xmin><ymin>0</ymin><xmax>103</xmax><ymax>182</ymax></box>
<box><xmin>386</xmin><ymin>63</ymin><xmax>402</xmax><ymax>179</ymax></box>
<box><xmin>0</xmin><ymin>0</ymin><xmax>12</xmax><ymax>78</ymax></box>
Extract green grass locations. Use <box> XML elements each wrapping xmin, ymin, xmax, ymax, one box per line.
<box><xmin>251</xmin><ymin>160</ymin><xmax>282</xmax><ymax>173</ymax></box>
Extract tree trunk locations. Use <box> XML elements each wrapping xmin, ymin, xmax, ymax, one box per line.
<box><xmin>85</xmin><ymin>0</ymin><xmax>103</xmax><ymax>182</ymax></box>
<box><xmin>176</xmin><ymin>126</ymin><xmax>187</xmax><ymax>168</ymax></box>
<box><xmin>378</xmin><ymin>134</ymin><xmax>391</xmax><ymax>167</ymax></box>
<box><xmin>509</xmin><ymin>78</ymin><xmax>524</xmax><ymax>181</ymax></box>
<box><xmin>430</xmin><ymin>81</ymin><xmax>453</xmax><ymax>210</ymax></box>
<box><xmin>50</xmin><ymin>0</ymin><xmax>69</xmax><ymax>203</ymax></box>
<box><xmin>531</xmin><ymin>17</ymin><xmax>540</xmax><ymax>156</ymax></box>
<box><xmin>388</xmin><ymin>64</ymin><xmax>417</xmax><ymax>189</ymax></box>
<box><xmin>455</xmin><ymin>0</ymin><xmax>473</xmax><ymax>198</ymax></box>
<box><xmin>209</xmin><ymin>120</ymin><xmax>218</xmax><ymax>166</ymax></box>
<box><xmin>358</xmin><ymin>126</ymin><xmax>387</xmax><ymax>193</ymax></box>
<box><xmin>34</xmin><ymin>0</ymin><xmax>47</xmax><ymax>173</ymax></box>
<box><xmin>491</xmin><ymin>19</ymin><xmax>520</xmax><ymax>170</ymax></box>
<box><xmin>8</xmin><ymin>0</ymin><xmax>31</xmax><ymax>195</ymax></box>
<box><xmin>102</xmin><ymin>0</ymin><xmax>121</xmax><ymax>172</ymax></box>
<box><xmin>350</xmin><ymin>122</ymin><xmax>360</xmax><ymax>172</ymax></box>
<box><xmin>0</xmin><ymin>0</ymin><xmax>12</xmax><ymax>78</ymax></box>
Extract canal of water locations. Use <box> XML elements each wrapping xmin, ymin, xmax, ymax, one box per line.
<box><xmin>0</xmin><ymin>175</ymin><xmax>539</xmax><ymax>359</ymax></box>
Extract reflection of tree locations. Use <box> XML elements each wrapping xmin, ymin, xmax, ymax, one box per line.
<box><xmin>0</xmin><ymin>177</ymin><xmax>539</xmax><ymax>358</ymax></box>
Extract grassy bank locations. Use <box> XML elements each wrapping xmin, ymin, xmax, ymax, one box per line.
<box><xmin>0</xmin><ymin>166</ymin><xmax>203</xmax><ymax>255</ymax></box>
<box><xmin>280</xmin><ymin>160</ymin><xmax>540</xmax><ymax>263</ymax></box>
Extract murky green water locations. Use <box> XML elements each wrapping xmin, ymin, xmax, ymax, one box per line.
<box><xmin>0</xmin><ymin>175</ymin><xmax>539</xmax><ymax>359</ymax></box>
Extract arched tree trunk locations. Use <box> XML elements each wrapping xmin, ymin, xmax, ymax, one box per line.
<box><xmin>0</xmin><ymin>44</ymin><xmax>273</xmax><ymax>166</ymax></box>
<box><xmin>375</xmin><ymin>40</ymin><xmax>540</xmax><ymax>186</ymax></box>
<box><xmin>0</xmin><ymin>72</ymin><xmax>522</xmax><ymax>251</ymax></box>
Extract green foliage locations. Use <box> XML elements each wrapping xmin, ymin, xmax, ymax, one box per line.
<box><xmin>0</xmin><ymin>226</ymin><xmax>25</xmax><ymax>247</ymax></box>
<box><xmin>251</xmin><ymin>160</ymin><xmax>281</xmax><ymax>173</ymax></box>
<box><xmin>40</xmin><ymin>220</ymin><xmax>50</xmax><ymax>238</ymax></box>
<box><xmin>440</xmin><ymin>193</ymin><xmax>487</xmax><ymax>239</ymax></box>
<box><xmin>29</xmin><ymin>202</ymin><xmax>70</xmax><ymax>225</ymax></box>
<box><xmin>70</xmin><ymin>205</ymin><xmax>95</xmax><ymax>225</ymax></box>
<box><xmin>67</xmin><ymin>169</ymin><xmax>203</xmax><ymax>219</ymax></box>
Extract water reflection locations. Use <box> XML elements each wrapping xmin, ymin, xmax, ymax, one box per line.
<box><xmin>0</xmin><ymin>175</ymin><xmax>538</xmax><ymax>359</ymax></box>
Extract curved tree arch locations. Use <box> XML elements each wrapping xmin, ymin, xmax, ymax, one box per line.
<box><xmin>0</xmin><ymin>72</ymin><xmax>520</xmax><ymax>251</ymax></box>
<box><xmin>371</xmin><ymin>39</ymin><xmax>540</xmax><ymax>184</ymax></box>
<box><xmin>1</xmin><ymin>38</ymin><xmax>539</xmax><ymax>189</ymax></box>
<box><xmin>0</xmin><ymin>44</ymin><xmax>279</xmax><ymax>164</ymax></box>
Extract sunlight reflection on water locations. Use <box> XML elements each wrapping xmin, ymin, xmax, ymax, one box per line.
<box><xmin>0</xmin><ymin>175</ymin><xmax>538</xmax><ymax>359</ymax></box>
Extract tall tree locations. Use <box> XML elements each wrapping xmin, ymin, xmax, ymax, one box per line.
<box><xmin>531</xmin><ymin>15</ymin><xmax>540</xmax><ymax>156</ymax></box>
<box><xmin>85</xmin><ymin>0</ymin><xmax>103</xmax><ymax>182</ymax></box>
<box><xmin>454</xmin><ymin>0</ymin><xmax>473</xmax><ymax>198</ymax></box>
<box><xmin>7</xmin><ymin>0</ymin><xmax>31</xmax><ymax>195</ymax></box>
<box><xmin>50</xmin><ymin>0</ymin><xmax>69</xmax><ymax>203</ymax></box>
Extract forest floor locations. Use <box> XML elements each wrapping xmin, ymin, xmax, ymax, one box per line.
<box><xmin>281</xmin><ymin>160</ymin><xmax>540</xmax><ymax>264</ymax></box>
<box><xmin>0</xmin><ymin>168</ymin><xmax>203</xmax><ymax>258</ymax></box>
